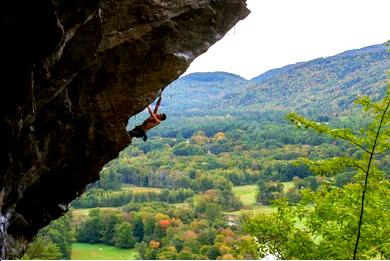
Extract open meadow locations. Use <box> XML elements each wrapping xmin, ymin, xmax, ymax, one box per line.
<box><xmin>71</xmin><ymin>243</ymin><xmax>138</xmax><ymax>260</ymax></box>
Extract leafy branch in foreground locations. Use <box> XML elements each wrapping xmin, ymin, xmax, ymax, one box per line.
<box><xmin>243</xmin><ymin>87</ymin><xmax>389</xmax><ymax>260</ymax></box>
<box><xmin>289</xmin><ymin>87</ymin><xmax>389</xmax><ymax>259</ymax></box>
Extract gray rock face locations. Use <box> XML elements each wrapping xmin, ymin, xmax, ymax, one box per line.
<box><xmin>0</xmin><ymin>0</ymin><xmax>249</xmax><ymax>258</ymax></box>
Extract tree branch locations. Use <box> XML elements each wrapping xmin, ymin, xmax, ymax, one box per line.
<box><xmin>353</xmin><ymin>99</ymin><xmax>389</xmax><ymax>259</ymax></box>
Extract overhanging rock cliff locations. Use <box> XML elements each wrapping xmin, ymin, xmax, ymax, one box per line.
<box><xmin>0</xmin><ymin>0</ymin><xmax>249</xmax><ymax>258</ymax></box>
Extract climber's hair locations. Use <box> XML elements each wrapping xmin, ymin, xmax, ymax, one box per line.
<box><xmin>160</xmin><ymin>113</ymin><xmax>167</xmax><ymax>121</ymax></box>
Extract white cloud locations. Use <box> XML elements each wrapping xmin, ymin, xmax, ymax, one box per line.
<box><xmin>184</xmin><ymin>0</ymin><xmax>390</xmax><ymax>79</ymax></box>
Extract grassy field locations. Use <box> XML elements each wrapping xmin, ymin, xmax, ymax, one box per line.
<box><xmin>71</xmin><ymin>243</ymin><xmax>138</xmax><ymax>260</ymax></box>
<box><xmin>233</xmin><ymin>182</ymin><xmax>294</xmax><ymax>206</ymax></box>
<box><xmin>231</xmin><ymin>185</ymin><xmax>275</xmax><ymax>216</ymax></box>
<box><xmin>121</xmin><ymin>184</ymin><xmax>162</xmax><ymax>193</ymax></box>
<box><xmin>171</xmin><ymin>202</ymin><xmax>190</xmax><ymax>208</ymax></box>
<box><xmin>230</xmin><ymin>181</ymin><xmax>305</xmax><ymax>229</ymax></box>
<box><xmin>228</xmin><ymin>205</ymin><xmax>276</xmax><ymax>216</ymax></box>
<box><xmin>232</xmin><ymin>185</ymin><xmax>258</xmax><ymax>206</ymax></box>
<box><xmin>71</xmin><ymin>207</ymin><xmax>120</xmax><ymax>225</ymax></box>
<box><xmin>230</xmin><ymin>181</ymin><xmax>295</xmax><ymax>216</ymax></box>
<box><xmin>72</xmin><ymin>207</ymin><xmax>120</xmax><ymax>217</ymax></box>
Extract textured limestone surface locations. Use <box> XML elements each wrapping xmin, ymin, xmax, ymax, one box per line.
<box><xmin>0</xmin><ymin>0</ymin><xmax>249</xmax><ymax>258</ymax></box>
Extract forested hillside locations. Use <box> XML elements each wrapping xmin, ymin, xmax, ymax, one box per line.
<box><xmin>160</xmin><ymin>44</ymin><xmax>389</xmax><ymax>116</ymax></box>
<box><xmin>26</xmin><ymin>44</ymin><xmax>389</xmax><ymax>260</ymax></box>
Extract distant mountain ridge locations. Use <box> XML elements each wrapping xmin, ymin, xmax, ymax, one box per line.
<box><xmin>180</xmin><ymin>71</ymin><xmax>246</xmax><ymax>82</ymax></box>
<box><xmin>156</xmin><ymin>44</ymin><xmax>389</xmax><ymax>117</ymax></box>
<box><xmin>250</xmin><ymin>63</ymin><xmax>301</xmax><ymax>83</ymax></box>
<box><xmin>338</xmin><ymin>44</ymin><xmax>387</xmax><ymax>57</ymax></box>
<box><xmin>251</xmin><ymin>44</ymin><xmax>388</xmax><ymax>83</ymax></box>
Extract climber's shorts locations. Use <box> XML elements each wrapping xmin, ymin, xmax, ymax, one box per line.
<box><xmin>128</xmin><ymin>126</ymin><xmax>148</xmax><ymax>141</ymax></box>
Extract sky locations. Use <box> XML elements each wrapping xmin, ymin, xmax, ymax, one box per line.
<box><xmin>184</xmin><ymin>0</ymin><xmax>390</xmax><ymax>80</ymax></box>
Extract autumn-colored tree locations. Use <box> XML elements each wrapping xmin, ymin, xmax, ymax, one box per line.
<box><xmin>213</xmin><ymin>132</ymin><xmax>225</xmax><ymax>141</ymax></box>
<box><xmin>149</xmin><ymin>239</ymin><xmax>161</xmax><ymax>249</ymax></box>
<box><xmin>159</xmin><ymin>219</ymin><xmax>171</xmax><ymax>230</ymax></box>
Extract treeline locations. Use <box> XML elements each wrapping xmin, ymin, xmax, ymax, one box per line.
<box><xmin>146</xmin><ymin>115</ymin><xmax>335</xmax><ymax>149</ymax></box>
<box><xmin>72</xmin><ymin>188</ymin><xmax>194</xmax><ymax>208</ymax></box>
<box><xmin>73</xmin><ymin>186</ymin><xmax>241</xmax><ymax>213</ymax></box>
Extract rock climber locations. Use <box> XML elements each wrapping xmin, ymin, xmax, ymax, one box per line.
<box><xmin>128</xmin><ymin>97</ymin><xmax>166</xmax><ymax>142</ymax></box>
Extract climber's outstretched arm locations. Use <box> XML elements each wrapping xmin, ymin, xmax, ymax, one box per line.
<box><xmin>147</xmin><ymin>105</ymin><xmax>160</xmax><ymax>123</ymax></box>
<box><xmin>154</xmin><ymin>97</ymin><xmax>162</xmax><ymax>114</ymax></box>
